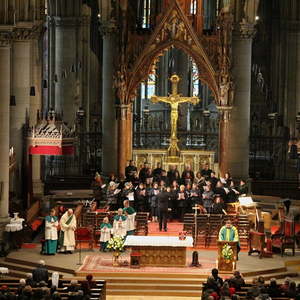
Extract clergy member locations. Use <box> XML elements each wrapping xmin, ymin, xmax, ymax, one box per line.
<box><xmin>59</xmin><ymin>209</ymin><xmax>77</xmax><ymax>254</ymax></box>
<box><xmin>44</xmin><ymin>209</ymin><xmax>58</xmax><ymax>255</ymax></box>
<box><xmin>123</xmin><ymin>200</ymin><xmax>136</xmax><ymax>235</ymax></box>
<box><xmin>99</xmin><ymin>217</ymin><xmax>113</xmax><ymax>251</ymax></box>
<box><xmin>113</xmin><ymin>208</ymin><xmax>127</xmax><ymax>237</ymax></box>
<box><xmin>218</xmin><ymin>220</ymin><xmax>240</xmax><ymax>258</ymax></box>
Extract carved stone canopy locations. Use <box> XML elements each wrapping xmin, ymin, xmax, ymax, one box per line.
<box><xmin>27</xmin><ymin>118</ymin><xmax>76</xmax><ymax>156</ymax></box>
<box><xmin>122</xmin><ymin>0</ymin><xmax>220</xmax><ymax>105</ymax></box>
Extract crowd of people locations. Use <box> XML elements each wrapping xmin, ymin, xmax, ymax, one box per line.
<box><xmin>92</xmin><ymin>161</ymin><xmax>249</xmax><ymax>221</ymax></box>
<box><xmin>0</xmin><ymin>260</ymin><xmax>96</xmax><ymax>299</ymax></box>
<box><xmin>203</xmin><ymin>268</ymin><xmax>300</xmax><ymax>300</ymax></box>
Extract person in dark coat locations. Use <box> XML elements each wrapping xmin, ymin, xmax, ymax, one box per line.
<box><xmin>32</xmin><ymin>260</ymin><xmax>49</xmax><ymax>284</ymax></box>
<box><xmin>125</xmin><ymin>160</ymin><xmax>137</xmax><ymax>183</ymax></box>
<box><xmin>139</xmin><ymin>162</ymin><xmax>149</xmax><ymax>184</ymax></box>
<box><xmin>157</xmin><ymin>187</ymin><xmax>171</xmax><ymax>232</ymax></box>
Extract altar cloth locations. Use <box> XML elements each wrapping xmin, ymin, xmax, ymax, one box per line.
<box><xmin>124</xmin><ymin>235</ymin><xmax>193</xmax><ymax>247</ymax></box>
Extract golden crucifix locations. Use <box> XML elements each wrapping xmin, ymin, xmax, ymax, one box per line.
<box><xmin>151</xmin><ymin>74</ymin><xmax>200</xmax><ymax>160</ymax></box>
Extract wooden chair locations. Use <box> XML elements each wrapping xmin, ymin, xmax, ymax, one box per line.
<box><xmin>75</xmin><ymin>227</ymin><xmax>94</xmax><ymax>249</ymax></box>
<box><xmin>248</xmin><ymin>231</ymin><xmax>272</xmax><ymax>258</ymax></box>
<box><xmin>135</xmin><ymin>212</ymin><xmax>149</xmax><ymax>235</ymax></box>
<box><xmin>206</xmin><ymin>214</ymin><xmax>223</xmax><ymax>247</ymax></box>
<box><xmin>271</xmin><ymin>217</ymin><xmax>296</xmax><ymax>256</ymax></box>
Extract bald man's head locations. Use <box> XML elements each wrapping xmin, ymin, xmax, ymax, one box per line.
<box><xmin>67</xmin><ymin>209</ymin><xmax>73</xmax><ymax>216</ymax></box>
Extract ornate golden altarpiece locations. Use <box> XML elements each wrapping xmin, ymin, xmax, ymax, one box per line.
<box><xmin>133</xmin><ymin>148</ymin><xmax>216</xmax><ymax>174</ymax></box>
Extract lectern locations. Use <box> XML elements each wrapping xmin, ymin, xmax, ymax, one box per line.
<box><xmin>217</xmin><ymin>241</ymin><xmax>238</xmax><ymax>272</ymax></box>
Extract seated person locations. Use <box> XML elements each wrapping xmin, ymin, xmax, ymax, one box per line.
<box><xmin>229</xmin><ymin>270</ymin><xmax>245</xmax><ymax>291</ymax></box>
<box><xmin>206</xmin><ymin>268</ymin><xmax>223</xmax><ymax>293</ymax></box>
<box><xmin>81</xmin><ymin>274</ymin><xmax>96</xmax><ymax>296</ymax></box>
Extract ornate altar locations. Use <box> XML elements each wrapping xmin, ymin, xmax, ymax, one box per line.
<box><xmin>124</xmin><ymin>236</ymin><xmax>193</xmax><ymax>267</ymax></box>
<box><xmin>133</xmin><ymin>148</ymin><xmax>216</xmax><ymax>174</ymax></box>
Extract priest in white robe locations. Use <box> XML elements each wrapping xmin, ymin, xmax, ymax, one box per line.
<box><xmin>113</xmin><ymin>208</ymin><xmax>127</xmax><ymax>238</ymax></box>
<box><xmin>59</xmin><ymin>209</ymin><xmax>77</xmax><ymax>254</ymax></box>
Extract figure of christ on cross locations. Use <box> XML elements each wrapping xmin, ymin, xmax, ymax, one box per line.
<box><xmin>151</xmin><ymin>74</ymin><xmax>201</xmax><ymax>158</ymax></box>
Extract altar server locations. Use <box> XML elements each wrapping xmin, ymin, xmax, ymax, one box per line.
<box><xmin>44</xmin><ymin>209</ymin><xmax>58</xmax><ymax>255</ymax></box>
<box><xmin>59</xmin><ymin>209</ymin><xmax>77</xmax><ymax>254</ymax></box>
<box><xmin>113</xmin><ymin>208</ymin><xmax>127</xmax><ymax>237</ymax></box>
<box><xmin>123</xmin><ymin>200</ymin><xmax>136</xmax><ymax>235</ymax></box>
<box><xmin>99</xmin><ymin>217</ymin><xmax>113</xmax><ymax>251</ymax></box>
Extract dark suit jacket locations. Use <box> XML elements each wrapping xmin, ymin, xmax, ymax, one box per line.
<box><xmin>32</xmin><ymin>266</ymin><xmax>49</xmax><ymax>283</ymax></box>
<box><xmin>157</xmin><ymin>191</ymin><xmax>170</xmax><ymax>211</ymax></box>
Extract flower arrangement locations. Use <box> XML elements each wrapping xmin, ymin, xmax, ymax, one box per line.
<box><xmin>221</xmin><ymin>243</ymin><xmax>233</xmax><ymax>262</ymax></box>
<box><xmin>107</xmin><ymin>236</ymin><xmax>125</xmax><ymax>252</ymax></box>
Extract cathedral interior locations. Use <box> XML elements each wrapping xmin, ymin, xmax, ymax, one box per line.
<box><xmin>0</xmin><ymin>0</ymin><xmax>300</xmax><ymax>299</ymax></box>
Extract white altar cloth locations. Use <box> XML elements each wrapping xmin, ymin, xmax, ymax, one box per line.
<box><xmin>124</xmin><ymin>236</ymin><xmax>193</xmax><ymax>247</ymax></box>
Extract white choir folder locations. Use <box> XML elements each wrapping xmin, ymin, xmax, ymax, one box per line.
<box><xmin>238</xmin><ymin>196</ymin><xmax>254</xmax><ymax>206</ymax></box>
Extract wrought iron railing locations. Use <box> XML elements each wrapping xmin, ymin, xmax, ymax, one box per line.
<box><xmin>133</xmin><ymin>130</ymin><xmax>219</xmax><ymax>152</ymax></box>
<box><xmin>44</xmin><ymin>131</ymin><xmax>102</xmax><ymax>178</ymax></box>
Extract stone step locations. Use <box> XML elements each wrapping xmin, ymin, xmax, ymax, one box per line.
<box><xmin>74</xmin><ymin>271</ymin><xmax>208</xmax><ymax>279</ymax></box>
<box><xmin>5</xmin><ymin>257</ymin><xmax>74</xmax><ymax>275</ymax></box>
<box><xmin>106</xmin><ymin>288</ymin><xmax>202</xmax><ymax>297</ymax></box>
<box><xmin>107</xmin><ymin>282</ymin><xmax>202</xmax><ymax>291</ymax></box>
<box><xmin>67</xmin><ymin>276</ymin><xmax>205</xmax><ymax>284</ymax></box>
<box><xmin>242</xmin><ymin>267</ymin><xmax>287</xmax><ymax>277</ymax></box>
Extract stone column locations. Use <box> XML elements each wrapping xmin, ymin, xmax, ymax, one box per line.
<box><xmin>0</xmin><ymin>41</ymin><xmax>11</xmax><ymax>223</ymax></box>
<box><xmin>10</xmin><ymin>40</ymin><xmax>31</xmax><ymax>197</ymax></box>
<box><xmin>102</xmin><ymin>31</ymin><xmax>118</xmax><ymax>175</ymax></box>
<box><xmin>126</xmin><ymin>104</ymin><xmax>133</xmax><ymax>161</ymax></box>
<box><xmin>116</xmin><ymin>104</ymin><xmax>131</xmax><ymax>178</ymax></box>
<box><xmin>30</xmin><ymin>39</ymin><xmax>43</xmax><ymax>196</ymax></box>
<box><xmin>226</xmin><ymin>24</ymin><xmax>254</xmax><ymax>178</ymax></box>
<box><xmin>218</xmin><ymin>106</ymin><xmax>232</xmax><ymax>176</ymax></box>
<box><xmin>54</xmin><ymin>17</ymin><xmax>80</xmax><ymax>125</ymax></box>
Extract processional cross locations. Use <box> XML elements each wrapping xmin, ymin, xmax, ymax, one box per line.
<box><xmin>151</xmin><ymin>74</ymin><xmax>200</xmax><ymax>161</ymax></box>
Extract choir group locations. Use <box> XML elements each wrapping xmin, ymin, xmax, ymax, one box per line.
<box><xmin>92</xmin><ymin>161</ymin><xmax>249</xmax><ymax>222</ymax></box>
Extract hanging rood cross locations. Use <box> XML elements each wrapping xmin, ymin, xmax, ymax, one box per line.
<box><xmin>151</xmin><ymin>74</ymin><xmax>201</xmax><ymax>159</ymax></box>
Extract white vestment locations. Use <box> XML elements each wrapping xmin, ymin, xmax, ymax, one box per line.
<box><xmin>59</xmin><ymin>212</ymin><xmax>77</xmax><ymax>251</ymax></box>
<box><xmin>45</xmin><ymin>217</ymin><xmax>58</xmax><ymax>240</ymax></box>
<box><xmin>99</xmin><ymin>225</ymin><xmax>113</xmax><ymax>242</ymax></box>
<box><xmin>113</xmin><ymin>217</ymin><xmax>127</xmax><ymax>237</ymax></box>
<box><xmin>126</xmin><ymin>213</ymin><xmax>136</xmax><ymax>232</ymax></box>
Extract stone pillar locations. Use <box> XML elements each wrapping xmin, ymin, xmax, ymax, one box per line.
<box><xmin>225</xmin><ymin>24</ymin><xmax>254</xmax><ymax>178</ymax></box>
<box><xmin>116</xmin><ymin>104</ymin><xmax>131</xmax><ymax>178</ymax></box>
<box><xmin>10</xmin><ymin>40</ymin><xmax>31</xmax><ymax>197</ymax></box>
<box><xmin>54</xmin><ymin>17</ymin><xmax>80</xmax><ymax>125</ymax></box>
<box><xmin>0</xmin><ymin>41</ymin><xmax>11</xmax><ymax>222</ymax></box>
<box><xmin>30</xmin><ymin>39</ymin><xmax>43</xmax><ymax>196</ymax></box>
<box><xmin>218</xmin><ymin>106</ymin><xmax>232</xmax><ymax>177</ymax></box>
<box><xmin>126</xmin><ymin>104</ymin><xmax>133</xmax><ymax>160</ymax></box>
<box><xmin>102</xmin><ymin>32</ymin><xmax>118</xmax><ymax>175</ymax></box>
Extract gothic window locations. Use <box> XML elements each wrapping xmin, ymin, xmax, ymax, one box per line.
<box><xmin>142</xmin><ymin>0</ymin><xmax>151</xmax><ymax>28</ymax></box>
<box><xmin>141</xmin><ymin>73</ymin><xmax>156</xmax><ymax>100</ymax></box>
<box><xmin>190</xmin><ymin>0</ymin><xmax>197</xmax><ymax>15</ymax></box>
